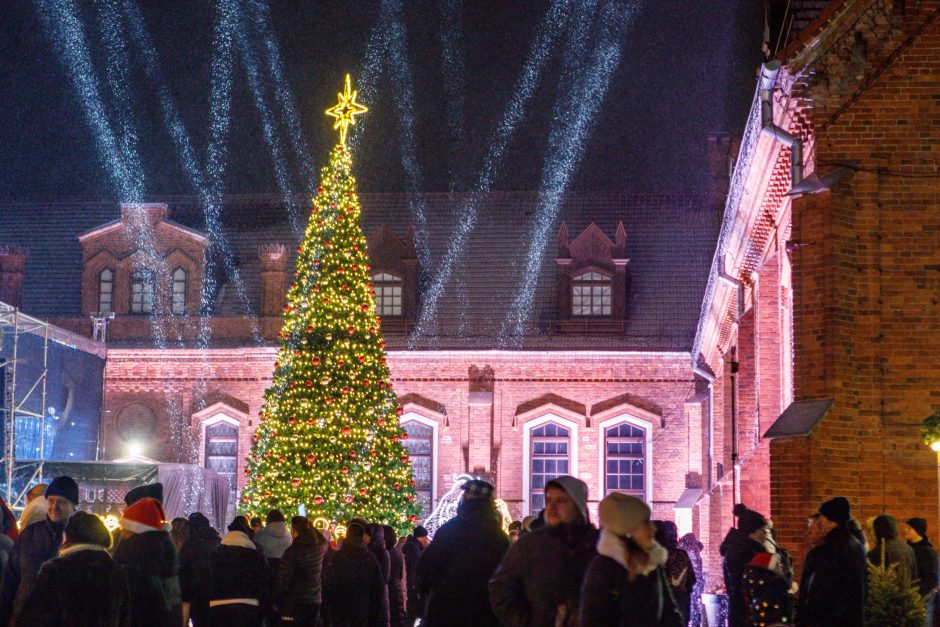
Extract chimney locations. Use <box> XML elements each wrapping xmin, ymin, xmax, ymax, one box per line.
<box><xmin>705</xmin><ymin>132</ymin><xmax>734</xmax><ymax>210</ymax></box>
<box><xmin>258</xmin><ymin>244</ymin><xmax>288</xmax><ymax>316</ymax></box>
<box><xmin>0</xmin><ymin>246</ymin><xmax>28</xmax><ymax>308</ymax></box>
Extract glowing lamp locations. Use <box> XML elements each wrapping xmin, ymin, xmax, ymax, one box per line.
<box><xmin>930</xmin><ymin>441</ymin><xmax>940</xmax><ymax>453</ymax></box>
<box><xmin>126</xmin><ymin>441</ymin><xmax>145</xmax><ymax>458</ymax></box>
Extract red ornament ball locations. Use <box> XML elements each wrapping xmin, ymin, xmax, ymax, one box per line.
<box><xmin>394</xmin><ymin>483</ymin><xmax>401</xmax><ymax>491</ymax></box>
<box><xmin>306</xmin><ymin>325</ymin><xmax>314</xmax><ymax>333</ymax></box>
<box><xmin>316</xmin><ymin>186</ymin><xmax>324</xmax><ymax>194</ymax></box>
<box><xmin>306</xmin><ymin>455</ymin><xmax>316</xmax><ymax>464</ymax></box>
<box><xmin>312</xmin><ymin>357</ymin><xmax>321</xmax><ymax>366</ymax></box>
<box><xmin>342</xmin><ymin>466</ymin><xmax>350</xmax><ymax>474</ymax></box>
<box><xmin>342</xmin><ymin>427</ymin><xmax>351</xmax><ymax>436</ymax></box>
<box><xmin>313</xmin><ymin>495</ymin><xmax>324</xmax><ymax>505</ymax></box>
<box><xmin>291</xmin><ymin>478</ymin><xmax>301</xmax><ymax>488</ymax></box>
<box><xmin>347</xmin><ymin>327</ymin><xmax>355</xmax><ymax>335</ymax></box>
<box><xmin>348</xmin><ymin>451</ymin><xmax>357</xmax><ymax>459</ymax></box>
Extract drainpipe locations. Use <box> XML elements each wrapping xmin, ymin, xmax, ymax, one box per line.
<box><xmin>759</xmin><ymin>61</ymin><xmax>803</xmax><ymax>189</ymax></box>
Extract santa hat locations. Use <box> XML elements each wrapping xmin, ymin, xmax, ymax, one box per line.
<box><xmin>121</xmin><ymin>497</ymin><xmax>167</xmax><ymax>534</ymax></box>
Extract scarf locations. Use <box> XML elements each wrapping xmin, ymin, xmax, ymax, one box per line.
<box><xmin>597</xmin><ymin>528</ymin><xmax>669</xmax><ymax>577</ymax></box>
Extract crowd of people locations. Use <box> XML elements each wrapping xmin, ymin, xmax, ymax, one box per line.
<box><xmin>721</xmin><ymin>498</ymin><xmax>940</xmax><ymax>627</ymax></box>
<box><xmin>0</xmin><ymin>473</ymin><xmax>933</xmax><ymax>626</ymax></box>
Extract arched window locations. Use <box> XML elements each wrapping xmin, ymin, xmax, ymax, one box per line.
<box><xmin>130</xmin><ymin>270</ymin><xmax>155</xmax><ymax>314</ymax></box>
<box><xmin>401</xmin><ymin>419</ymin><xmax>434</xmax><ymax>516</ymax></box>
<box><xmin>529</xmin><ymin>422</ymin><xmax>570</xmax><ymax>514</ymax></box>
<box><xmin>372</xmin><ymin>272</ymin><xmax>403</xmax><ymax>317</ymax></box>
<box><xmin>572</xmin><ymin>270</ymin><xmax>611</xmax><ymax>316</ymax></box>
<box><xmin>604</xmin><ymin>422</ymin><xmax>647</xmax><ymax>499</ymax></box>
<box><xmin>98</xmin><ymin>269</ymin><xmax>113</xmax><ymax>314</ymax></box>
<box><xmin>205</xmin><ymin>420</ymin><xmax>239</xmax><ymax>504</ymax></box>
<box><xmin>171</xmin><ymin>268</ymin><xmax>187</xmax><ymax>315</ymax></box>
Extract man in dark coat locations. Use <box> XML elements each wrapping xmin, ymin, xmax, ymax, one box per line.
<box><xmin>796</xmin><ymin>496</ymin><xmax>867</xmax><ymax>627</ymax></box>
<box><xmin>418</xmin><ymin>479</ymin><xmax>510</xmax><ymax>627</ymax></box>
<box><xmin>869</xmin><ymin>514</ymin><xmax>917</xmax><ymax>580</ymax></box>
<box><xmin>402</xmin><ymin>526</ymin><xmax>429</xmax><ymax>624</ymax></box>
<box><xmin>274</xmin><ymin>516</ymin><xmax>328</xmax><ymax>625</ymax></box>
<box><xmin>0</xmin><ymin>475</ymin><xmax>78</xmax><ymax>625</ymax></box>
<box><xmin>179</xmin><ymin>512</ymin><xmax>220</xmax><ymax>627</ymax></box>
<box><xmin>322</xmin><ymin>521</ymin><xmax>386</xmax><ymax>627</ymax></box>
<box><xmin>209</xmin><ymin>520</ymin><xmax>269</xmax><ymax>626</ymax></box>
<box><xmin>489</xmin><ymin>475</ymin><xmax>598</xmax><ymax>626</ymax></box>
<box><xmin>720</xmin><ymin>504</ymin><xmax>768</xmax><ymax>627</ymax></box>
<box><xmin>905</xmin><ymin>517</ymin><xmax>939</xmax><ymax>597</ymax></box>
<box><xmin>384</xmin><ymin>525</ymin><xmax>407</xmax><ymax>627</ymax></box>
<box><xmin>367</xmin><ymin>523</ymin><xmax>391</xmax><ymax>625</ymax></box>
<box><xmin>113</xmin><ymin>497</ymin><xmax>183</xmax><ymax>627</ymax></box>
<box><xmin>13</xmin><ymin>511</ymin><xmax>130</xmax><ymax>626</ymax></box>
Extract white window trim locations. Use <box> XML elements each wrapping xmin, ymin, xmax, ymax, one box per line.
<box><xmin>400</xmin><ymin>411</ymin><xmax>439</xmax><ymax>512</ymax></box>
<box><xmin>198</xmin><ymin>412</ymin><xmax>241</xmax><ymax>468</ymax></box>
<box><xmin>597</xmin><ymin>413</ymin><xmax>653</xmax><ymax>504</ymax></box>
<box><xmin>522</xmin><ymin>413</ymin><xmax>579</xmax><ymax>516</ymax></box>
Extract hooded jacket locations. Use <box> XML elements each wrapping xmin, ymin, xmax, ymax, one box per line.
<box><xmin>254</xmin><ymin>521</ymin><xmax>292</xmax><ymax>561</ymax></box>
<box><xmin>417</xmin><ymin>498</ymin><xmax>510</xmax><ymax>627</ymax></box>
<box><xmin>12</xmin><ymin>545</ymin><xmax>130</xmax><ymax>627</ymax></box>
<box><xmin>868</xmin><ymin>516</ymin><xmax>918</xmax><ymax>581</ymax></box>
<box><xmin>112</xmin><ymin>529</ymin><xmax>182</xmax><ymax>627</ymax></box>
<box><xmin>909</xmin><ymin>537</ymin><xmax>939</xmax><ymax>596</ymax></box>
<box><xmin>719</xmin><ymin>527</ymin><xmax>766</xmax><ymax>627</ymax></box>
<box><xmin>796</xmin><ymin>524</ymin><xmax>867</xmax><ymax>627</ymax></box>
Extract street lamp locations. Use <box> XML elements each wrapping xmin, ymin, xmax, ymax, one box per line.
<box><xmin>921</xmin><ymin>411</ymin><xmax>940</xmax><ymax>535</ymax></box>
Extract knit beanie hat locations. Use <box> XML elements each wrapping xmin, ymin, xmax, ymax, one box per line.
<box><xmin>124</xmin><ymin>483</ymin><xmax>163</xmax><ymax>506</ymax></box>
<box><xmin>907</xmin><ymin>517</ymin><xmax>929</xmax><ymax>538</ymax></box>
<box><xmin>462</xmin><ymin>479</ymin><xmax>495</xmax><ymax>500</ymax></box>
<box><xmin>598</xmin><ymin>493</ymin><xmax>650</xmax><ymax>536</ymax></box>
<box><xmin>546</xmin><ymin>476</ymin><xmax>589</xmax><ymax>523</ymax></box>
<box><xmin>818</xmin><ymin>496</ymin><xmax>851</xmax><ymax>526</ymax></box>
<box><xmin>121</xmin><ymin>497</ymin><xmax>167</xmax><ymax>534</ymax></box>
<box><xmin>412</xmin><ymin>525</ymin><xmax>429</xmax><ymax>539</ymax></box>
<box><xmin>66</xmin><ymin>511</ymin><xmax>111</xmax><ymax>548</ymax></box>
<box><xmin>733</xmin><ymin>504</ymin><xmax>767</xmax><ymax>536</ymax></box>
<box><xmin>45</xmin><ymin>476</ymin><xmax>79</xmax><ymax>505</ymax></box>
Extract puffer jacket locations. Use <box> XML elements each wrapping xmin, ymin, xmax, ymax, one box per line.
<box><xmin>209</xmin><ymin>530</ymin><xmax>268</xmax><ymax>604</ymax></box>
<box><xmin>112</xmin><ymin>530</ymin><xmax>182</xmax><ymax>627</ymax></box>
<box><xmin>489</xmin><ymin>522</ymin><xmax>598</xmax><ymax>627</ymax></box>
<box><xmin>274</xmin><ymin>529</ymin><xmax>328</xmax><ymax>615</ymax></box>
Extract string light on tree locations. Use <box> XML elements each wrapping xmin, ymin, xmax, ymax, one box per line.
<box><xmin>240</xmin><ymin>74</ymin><xmax>420</xmax><ymax>532</ymax></box>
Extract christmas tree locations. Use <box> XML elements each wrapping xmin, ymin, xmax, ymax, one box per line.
<box><xmin>240</xmin><ymin>75</ymin><xmax>420</xmax><ymax>532</ymax></box>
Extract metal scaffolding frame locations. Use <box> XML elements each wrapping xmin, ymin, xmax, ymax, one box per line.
<box><xmin>0</xmin><ymin>301</ymin><xmax>49</xmax><ymax>508</ymax></box>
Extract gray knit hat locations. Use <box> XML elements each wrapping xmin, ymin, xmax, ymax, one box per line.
<box><xmin>599</xmin><ymin>493</ymin><xmax>650</xmax><ymax>536</ymax></box>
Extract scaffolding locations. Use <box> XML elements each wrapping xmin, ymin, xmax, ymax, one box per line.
<box><xmin>0</xmin><ymin>301</ymin><xmax>51</xmax><ymax>508</ymax></box>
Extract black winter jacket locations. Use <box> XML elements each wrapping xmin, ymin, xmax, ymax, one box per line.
<box><xmin>417</xmin><ymin>499</ymin><xmax>509</xmax><ymax>627</ymax></box>
<box><xmin>274</xmin><ymin>530</ymin><xmax>328</xmax><ymax>614</ymax></box>
<box><xmin>12</xmin><ymin>546</ymin><xmax>130</xmax><ymax>627</ymax></box>
<box><xmin>489</xmin><ymin>522</ymin><xmax>598</xmax><ymax>627</ymax></box>
<box><xmin>579</xmin><ymin>555</ymin><xmax>685</xmax><ymax>627</ymax></box>
<box><xmin>112</xmin><ymin>530</ymin><xmax>182</xmax><ymax>627</ymax></box>
<box><xmin>796</xmin><ymin>524</ymin><xmax>867</xmax><ymax>627</ymax></box>
<box><xmin>910</xmin><ymin>538</ymin><xmax>940</xmax><ymax>596</ymax></box>
<box><xmin>178</xmin><ymin>525</ymin><xmax>219</xmax><ymax>605</ymax></box>
<box><xmin>719</xmin><ymin>528</ymin><xmax>766</xmax><ymax>627</ymax></box>
<box><xmin>323</xmin><ymin>538</ymin><xmax>386</xmax><ymax>627</ymax></box>
<box><xmin>401</xmin><ymin>537</ymin><xmax>425</xmax><ymax>619</ymax></box>
<box><xmin>387</xmin><ymin>544</ymin><xmax>406</xmax><ymax>627</ymax></box>
<box><xmin>209</xmin><ymin>531</ymin><xmax>269</xmax><ymax>605</ymax></box>
<box><xmin>0</xmin><ymin>517</ymin><xmax>65</xmax><ymax>625</ymax></box>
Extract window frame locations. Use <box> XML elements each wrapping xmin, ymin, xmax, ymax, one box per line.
<box><xmin>98</xmin><ymin>268</ymin><xmax>114</xmax><ymax>314</ymax></box>
<box><xmin>597</xmin><ymin>414</ymin><xmax>653</xmax><ymax>503</ymax></box>
<box><xmin>522</xmin><ymin>414</ymin><xmax>579</xmax><ymax>516</ymax></box>
<box><xmin>130</xmin><ymin>269</ymin><xmax>155</xmax><ymax>314</ymax></box>
<box><xmin>399</xmin><ymin>412</ymin><xmax>438</xmax><ymax>518</ymax></box>
<box><xmin>200</xmin><ymin>413</ymin><xmax>240</xmax><ymax>504</ymax></box>
<box><xmin>171</xmin><ymin>267</ymin><xmax>187</xmax><ymax>315</ymax></box>
<box><xmin>571</xmin><ymin>269</ymin><xmax>613</xmax><ymax>317</ymax></box>
<box><xmin>372</xmin><ymin>271</ymin><xmax>404</xmax><ymax>318</ymax></box>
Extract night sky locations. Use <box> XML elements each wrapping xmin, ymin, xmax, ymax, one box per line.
<box><xmin>0</xmin><ymin>0</ymin><xmax>764</xmax><ymax>202</ymax></box>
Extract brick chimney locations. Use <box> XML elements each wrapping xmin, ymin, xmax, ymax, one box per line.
<box><xmin>258</xmin><ymin>244</ymin><xmax>288</xmax><ymax>316</ymax></box>
<box><xmin>705</xmin><ymin>132</ymin><xmax>735</xmax><ymax>211</ymax></box>
<box><xmin>0</xmin><ymin>246</ymin><xmax>28</xmax><ymax>308</ymax></box>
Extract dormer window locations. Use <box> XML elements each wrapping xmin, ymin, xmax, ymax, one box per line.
<box><xmin>373</xmin><ymin>272</ymin><xmax>403</xmax><ymax>317</ymax></box>
<box><xmin>98</xmin><ymin>269</ymin><xmax>114</xmax><ymax>314</ymax></box>
<box><xmin>572</xmin><ymin>271</ymin><xmax>611</xmax><ymax>316</ymax></box>
<box><xmin>171</xmin><ymin>268</ymin><xmax>187</xmax><ymax>315</ymax></box>
<box><xmin>131</xmin><ymin>270</ymin><xmax>155</xmax><ymax>314</ymax></box>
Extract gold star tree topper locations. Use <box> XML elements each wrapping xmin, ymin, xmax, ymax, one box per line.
<box><xmin>325</xmin><ymin>74</ymin><xmax>368</xmax><ymax>146</ymax></box>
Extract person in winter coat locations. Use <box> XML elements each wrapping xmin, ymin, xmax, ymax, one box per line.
<box><xmin>678</xmin><ymin>533</ymin><xmax>705</xmax><ymax>627</ymax></box>
<box><xmin>12</xmin><ymin>511</ymin><xmax>130</xmax><ymax>626</ymax></box>
<box><xmin>0</xmin><ymin>498</ymin><xmax>16</xmax><ymax>575</ymax></box>
<box><xmin>741</xmin><ymin>552</ymin><xmax>793</xmax><ymax>626</ymax></box>
<box><xmin>418</xmin><ymin>480</ymin><xmax>509</xmax><ymax>627</ymax></box>
<box><xmin>179</xmin><ymin>512</ymin><xmax>220</xmax><ymax>627</ymax></box>
<box><xmin>273</xmin><ymin>516</ymin><xmax>328</xmax><ymax>626</ymax></box>
<box><xmin>720</xmin><ymin>503</ymin><xmax>768</xmax><ymax>627</ymax></box>
<box><xmin>384</xmin><ymin>526</ymin><xmax>407</xmax><ymax>627</ymax></box>
<box><xmin>0</xmin><ymin>475</ymin><xmax>78</xmax><ymax>625</ymax></box>
<box><xmin>402</xmin><ymin>526</ymin><xmax>429</xmax><ymax>624</ymax></box>
<box><xmin>868</xmin><ymin>514</ymin><xmax>918</xmax><ymax>580</ymax></box>
<box><xmin>18</xmin><ymin>485</ymin><xmax>48</xmax><ymax>531</ymax></box>
<box><xmin>208</xmin><ymin>518</ymin><xmax>269</xmax><ymax>627</ymax></box>
<box><xmin>905</xmin><ymin>518</ymin><xmax>939</xmax><ymax>597</ymax></box>
<box><xmin>489</xmin><ymin>475</ymin><xmax>599</xmax><ymax>627</ymax></box>
<box><xmin>654</xmin><ymin>520</ymin><xmax>695</xmax><ymax>623</ymax></box>
<box><xmin>796</xmin><ymin>496</ymin><xmax>867</xmax><ymax>627</ymax></box>
<box><xmin>580</xmin><ymin>493</ymin><xmax>684</xmax><ymax>627</ymax></box>
<box><xmin>366</xmin><ymin>523</ymin><xmax>391</xmax><ymax>625</ymax></box>
<box><xmin>322</xmin><ymin>521</ymin><xmax>386</xmax><ymax>627</ymax></box>
<box><xmin>255</xmin><ymin>509</ymin><xmax>293</xmax><ymax>564</ymax></box>
<box><xmin>113</xmin><ymin>497</ymin><xmax>182</xmax><ymax>627</ymax></box>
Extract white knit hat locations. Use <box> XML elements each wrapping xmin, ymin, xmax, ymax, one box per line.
<box><xmin>599</xmin><ymin>493</ymin><xmax>650</xmax><ymax>536</ymax></box>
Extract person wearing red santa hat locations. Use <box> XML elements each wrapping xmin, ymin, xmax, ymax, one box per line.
<box><xmin>113</xmin><ymin>497</ymin><xmax>182</xmax><ymax>627</ymax></box>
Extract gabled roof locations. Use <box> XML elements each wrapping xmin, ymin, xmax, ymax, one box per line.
<box><xmin>0</xmin><ymin>192</ymin><xmax>720</xmax><ymax>350</ymax></box>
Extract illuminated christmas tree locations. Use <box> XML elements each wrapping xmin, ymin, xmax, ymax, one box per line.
<box><xmin>240</xmin><ymin>75</ymin><xmax>420</xmax><ymax>531</ymax></box>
